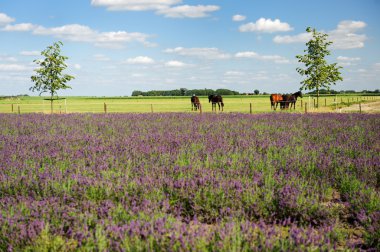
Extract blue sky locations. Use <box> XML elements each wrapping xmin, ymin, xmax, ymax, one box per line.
<box><xmin>0</xmin><ymin>0</ymin><xmax>379</xmax><ymax>96</ymax></box>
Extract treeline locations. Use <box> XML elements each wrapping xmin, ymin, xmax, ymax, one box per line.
<box><xmin>307</xmin><ymin>89</ymin><xmax>380</xmax><ymax>94</ymax></box>
<box><xmin>132</xmin><ymin>88</ymin><xmax>240</xmax><ymax>96</ymax></box>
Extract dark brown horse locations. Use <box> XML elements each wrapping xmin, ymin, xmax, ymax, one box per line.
<box><xmin>208</xmin><ymin>94</ymin><xmax>224</xmax><ymax>112</ymax></box>
<box><xmin>270</xmin><ymin>94</ymin><xmax>283</xmax><ymax>110</ymax></box>
<box><xmin>191</xmin><ymin>95</ymin><xmax>201</xmax><ymax>111</ymax></box>
<box><xmin>280</xmin><ymin>91</ymin><xmax>303</xmax><ymax>110</ymax></box>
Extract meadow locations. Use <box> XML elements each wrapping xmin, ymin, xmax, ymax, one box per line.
<box><xmin>0</xmin><ymin>94</ymin><xmax>377</xmax><ymax>114</ymax></box>
<box><xmin>0</xmin><ymin>113</ymin><xmax>379</xmax><ymax>251</ymax></box>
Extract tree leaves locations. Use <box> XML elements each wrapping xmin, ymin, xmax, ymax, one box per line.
<box><xmin>296</xmin><ymin>27</ymin><xmax>343</xmax><ymax>99</ymax></box>
<box><xmin>30</xmin><ymin>41</ymin><xmax>74</xmax><ymax>100</ymax></box>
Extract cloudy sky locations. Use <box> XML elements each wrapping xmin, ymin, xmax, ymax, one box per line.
<box><xmin>1</xmin><ymin>0</ymin><xmax>379</xmax><ymax>96</ymax></box>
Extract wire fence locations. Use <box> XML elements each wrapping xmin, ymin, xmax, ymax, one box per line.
<box><xmin>0</xmin><ymin>96</ymin><xmax>379</xmax><ymax>114</ymax></box>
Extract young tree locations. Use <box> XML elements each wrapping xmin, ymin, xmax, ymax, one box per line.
<box><xmin>30</xmin><ymin>41</ymin><xmax>74</xmax><ymax>113</ymax></box>
<box><xmin>296</xmin><ymin>27</ymin><xmax>343</xmax><ymax>107</ymax></box>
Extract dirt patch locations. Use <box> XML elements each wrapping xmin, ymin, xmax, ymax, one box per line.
<box><xmin>339</xmin><ymin>101</ymin><xmax>380</xmax><ymax>113</ymax></box>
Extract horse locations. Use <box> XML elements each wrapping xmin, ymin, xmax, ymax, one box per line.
<box><xmin>208</xmin><ymin>94</ymin><xmax>224</xmax><ymax>112</ymax></box>
<box><xmin>270</xmin><ymin>94</ymin><xmax>283</xmax><ymax>110</ymax></box>
<box><xmin>288</xmin><ymin>91</ymin><xmax>302</xmax><ymax>109</ymax></box>
<box><xmin>280</xmin><ymin>91</ymin><xmax>303</xmax><ymax>110</ymax></box>
<box><xmin>191</xmin><ymin>95</ymin><xmax>201</xmax><ymax>111</ymax></box>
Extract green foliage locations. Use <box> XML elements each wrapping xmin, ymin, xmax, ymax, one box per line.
<box><xmin>296</xmin><ymin>27</ymin><xmax>343</xmax><ymax>106</ymax></box>
<box><xmin>30</xmin><ymin>41</ymin><xmax>74</xmax><ymax>112</ymax></box>
<box><xmin>132</xmin><ymin>88</ymin><xmax>240</xmax><ymax>96</ymax></box>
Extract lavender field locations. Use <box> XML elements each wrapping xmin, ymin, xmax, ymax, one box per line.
<box><xmin>0</xmin><ymin>113</ymin><xmax>379</xmax><ymax>251</ymax></box>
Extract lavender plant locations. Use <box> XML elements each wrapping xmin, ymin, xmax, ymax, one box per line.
<box><xmin>0</xmin><ymin>113</ymin><xmax>379</xmax><ymax>251</ymax></box>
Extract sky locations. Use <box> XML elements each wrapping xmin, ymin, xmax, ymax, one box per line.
<box><xmin>0</xmin><ymin>0</ymin><xmax>379</xmax><ymax>96</ymax></box>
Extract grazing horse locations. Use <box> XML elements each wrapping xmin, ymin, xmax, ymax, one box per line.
<box><xmin>281</xmin><ymin>91</ymin><xmax>303</xmax><ymax>110</ymax></box>
<box><xmin>270</xmin><ymin>94</ymin><xmax>283</xmax><ymax>110</ymax></box>
<box><xmin>191</xmin><ymin>95</ymin><xmax>201</xmax><ymax>111</ymax></box>
<box><xmin>208</xmin><ymin>94</ymin><xmax>224</xmax><ymax>112</ymax></box>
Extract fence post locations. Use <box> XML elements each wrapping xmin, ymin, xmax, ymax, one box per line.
<box><xmin>59</xmin><ymin>105</ymin><xmax>62</xmax><ymax>114</ymax></box>
<box><xmin>18</xmin><ymin>105</ymin><xmax>20</xmax><ymax>115</ymax></box>
<box><xmin>104</xmin><ymin>103</ymin><xmax>107</xmax><ymax>113</ymax></box>
<box><xmin>301</xmin><ymin>100</ymin><xmax>303</xmax><ymax>108</ymax></box>
<box><xmin>250</xmin><ymin>103</ymin><xmax>252</xmax><ymax>114</ymax></box>
<box><xmin>313</xmin><ymin>99</ymin><xmax>316</xmax><ymax>108</ymax></box>
<box><xmin>11</xmin><ymin>104</ymin><xmax>14</xmax><ymax>112</ymax></box>
<box><xmin>359</xmin><ymin>102</ymin><xmax>362</xmax><ymax>113</ymax></box>
<box><xmin>151</xmin><ymin>104</ymin><xmax>153</xmax><ymax>113</ymax></box>
<box><xmin>65</xmin><ymin>99</ymin><xmax>67</xmax><ymax>114</ymax></box>
<box><xmin>305</xmin><ymin>102</ymin><xmax>307</xmax><ymax>113</ymax></box>
<box><xmin>199</xmin><ymin>104</ymin><xmax>202</xmax><ymax>114</ymax></box>
<box><xmin>325</xmin><ymin>98</ymin><xmax>327</xmax><ymax>107</ymax></box>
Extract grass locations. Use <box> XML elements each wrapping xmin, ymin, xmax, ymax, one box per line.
<box><xmin>0</xmin><ymin>94</ymin><xmax>378</xmax><ymax>114</ymax></box>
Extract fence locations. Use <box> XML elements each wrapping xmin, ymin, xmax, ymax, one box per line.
<box><xmin>0</xmin><ymin>96</ymin><xmax>378</xmax><ymax>114</ymax></box>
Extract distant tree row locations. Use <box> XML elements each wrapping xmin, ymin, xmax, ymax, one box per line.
<box><xmin>306</xmin><ymin>89</ymin><xmax>380</xmax><ymax>95</ymax></box>
<box><xmin>131</xmin><ymin>88</ymin><xmax>240</xmax><ymax>96</ymax></box>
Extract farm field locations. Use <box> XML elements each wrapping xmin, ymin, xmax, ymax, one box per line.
<box><xmin>0</xmin><ymin>113</ymin><xmax>379</xmax><ymax>251</ymax></box>
<box><xmin>0</xmin><ymin>95</ymin><xmax>378</xmax><ymax>114</ymax></box>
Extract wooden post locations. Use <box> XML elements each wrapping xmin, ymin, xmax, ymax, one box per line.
<box><xmin>64</xmin><ymin>99</ymin><xmax>67</xmax><ymax>114</ymax></box>
<box><xmin>305</xmin><ymin>102</ymin><xmax>307</xmax><ymax>113</ymax></box>
<box><xmin>325</xmin><ymin>98</ymin><xmax>327</xmax><ymax>107</ymax></box>
<box><xmin>301</xmin><ymin>100</ymin><xmax>303</xmax><ymax>108</ymax></box>
<box><xmin>151</xmin><ymin>104</ymin><xmax>153</xmax><ymax>113</ymax></box>
<box><xmin>11</xmin><ymin>104</ymin><xmax>14</xmax><ymax>112</ymax></box>
<box><xmin>104</xmin><ymin>103</ymin><xmax>107</xmax><ymax>113</ymax></box>
<box><xmin>359</xmin><ymin>102</ymin><xmax>362</xmax><ymax>113</ymax></box>
<box><xmin>313</xmin><ymin>99</ymin><xmax>316</xmax><ymax>108</ymax></box>
<box><xmin>59</xmin><ymin>105</ymin><xmax>62</xmax><ymax>114</ymax></box>
<box><xmin>18</xmin><ymin>105</ymin><xmax>20</xmax><ymax>114</ymax></box>
<box><xmin>199</xmin><ymin>104</ymin><xmax>202</xmax><ymax>114</ymax></box>
<box><xmin>250</xmin><ymin>103</ymin><xmax>252</xmax><ymax>114</ymax></box>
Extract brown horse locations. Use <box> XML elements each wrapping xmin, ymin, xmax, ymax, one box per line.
<box><xmin>280</xmin><ymin>91</ymin><xmax>303</xmax><ymax>110</ymax></box>
<box><xmin>208</xmin><ymin>94</ymin><xmax>224</xmax><ymax>112</ymax></box>
<box><xmin>191</xmin><ymin>95</ymin><xmax>201</xmax><ymax>111</ymax></box>
<box><xmin>270</xmin><ymin>94</ymin><xmax>283</xmax><ymax>110</ymax></box>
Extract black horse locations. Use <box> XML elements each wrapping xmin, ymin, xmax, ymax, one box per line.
<box><xmin>208</xmin><ymin>94</ymin><xmax>224</xmax><ymax>112</ymax></box>
<box><xmin>280</xmin><ymin>91</ymin><xmax>303</xmax><ymax>110</ymax></box>
<box><xmin>191</xmin><ymin>95</ymin><xmax>201</xmax><ymax>111</ymax></box>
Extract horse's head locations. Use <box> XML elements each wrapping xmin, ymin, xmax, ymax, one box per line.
<box><xmin>208</xmin><ymin>95</ymin><xmax>213</xmax><ymax>103</ymax></box>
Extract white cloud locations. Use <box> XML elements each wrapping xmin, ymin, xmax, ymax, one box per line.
<box><xmin>125</xmin><ymin>56</ymin><xmax>155</xmax><ymax>64</ymax></box>
<box><xmin>3</xmin><ymin>23</ymin><xmax>153</xmax><ymax>49</ymax></box>
<box><xmin>337</xmin><ymin>56</ymin><xmax>361</xmax><ymax>61</ymax></box>
<box><xmin>165</xmin><ymin>60</ymin><xmax>188</xmax><ymax>67</ymax></box>
<box><xmin>157</xmin><ymin>5</ymin><xmax>220</xmax><ymax>18</ymax></box>
<box><xmin>239</xmin><ymin>18</ymin><xmax>293</xmax><ymax>33</ymax></box>
<box><xmin>3</xmin><ymin>23</ymin><xmax>38</xmax><ymax>31</ymax></box>
<box><xmin>93</xmin><ymin>54</ymin><xmax>111</xmax><ymax>61</ymax></box>
<box><xmin>273</xmin><ymin>32</ymin><xmax>311</xmax><ymax>43</ymax></box>
<box><xmin>235</xmin><ymin>51</ymin><xmax>289</xmax><ymax>64</ymax></box>
<box><xmin>73</xmin><ymin>64</ymin><xmax>82</xmax><ymax>70</ymax></box>
<box><xmin>0</xmin><ymin>13</ymin><xmax>15</xmax><ymax>25</ymax></box>
<box><xmin>0</xmin><ymin>55</ymin><xmax>18</xmax><ymax>62</ymax></box>
<box><xmin>274</xmin><ymin>20</ymin><xmax>367</xmax><ymax>50</ymax></box>
<box><xmin>232</xmin><ymin>15</ymin><xmax>246</xmax><ymax>22</ymax></box>
<box><xmin>0</xmin><ymin>63</ymin><xmax>29</xmax><ymax>72</ymax></box>
<box><xmin>164</xmin><ymin>47</ymin><xmax>230</xmax><ymax>59</ymax></box>
<box><xmin>90</xmin><ymin>0</ymin><xmax>181</xmax><ymax>11</ymax></box>
<box><xmin>329</xmin><ymin>21</ymin><xmax>367</xmax><ymax>49</ymax></box>
<box><xmin>20</xmin><ymin>51</ymin><xmax>40</xmax><ymax>56</ymax></box>
<box><xmin>91</xmin><ymin>0</ymin><xmax>219</xmax><ymax>18</ymax></box>
<box><xmin>224</xmin><ymin>71</ymin><xmax>245</xmax><ymax>76</ymax></box>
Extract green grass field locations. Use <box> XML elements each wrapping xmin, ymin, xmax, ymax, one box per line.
<box><xmin>0</xmin><ymin>95</ymin><xmax>378</xmax><ymax>114</ymax></box>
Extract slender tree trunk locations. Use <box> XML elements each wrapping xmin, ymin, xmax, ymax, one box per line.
<box><xmin>316</xmin><ymin>88</ymin><xmax>319</xmax><ymax>108</ymax></box>
<box><xmin>50</xmin><ymin>92</ymin><xmax>53</xmax><ymax>114</ymax></box>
